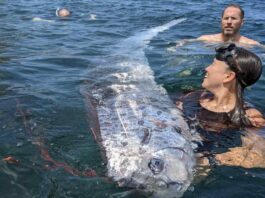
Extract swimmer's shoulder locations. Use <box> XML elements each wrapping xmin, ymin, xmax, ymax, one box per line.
<box><xmin>197</xmin><ymin>33</ymin><xmax>222</xmax><ymax>42</ymax></box>
<box><xmin>239</xmin><ymin>36</ymin><xmax>260</xmax><ymax>45</ymax></box>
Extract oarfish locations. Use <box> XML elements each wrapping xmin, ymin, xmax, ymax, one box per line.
<box><xmin>83</xmin><ymin>19</ymin><xmax>195</xmax><ymax>197</ymax></box>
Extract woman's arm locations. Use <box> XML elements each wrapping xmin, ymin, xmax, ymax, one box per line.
<box><xmin>214</xmin><ymin>109</ymin><xmax>265</xmax><ymax>168</ymax></box>
<box><xmin>215</xmin><ymin>130</ymin><xmax>265</xmax><ymax>168</ymax></box>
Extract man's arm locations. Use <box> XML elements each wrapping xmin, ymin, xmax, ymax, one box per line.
<box><xmin>197</xmin><ymin>34</ymin><xmax>222</xmax><ymax>42</ymax></box>
<box><xmin>197</xmin><ymin>35</ymin><xmax>211</xmax><ymax>41</ymax></box>
<box><xmin>198</xmin><ymin>34</ymin><xmax>261</xmax><ymax>45</ymax></box>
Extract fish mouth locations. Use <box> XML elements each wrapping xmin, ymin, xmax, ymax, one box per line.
<box><xmin>117</xmin><ymin>177</ymin><xmax>183</xmax><ymax>190</ymax></box>
<box><xmin>154</xmin><ymin>179</ymin><xmax>184</xmax><ymax>190</ymax></box>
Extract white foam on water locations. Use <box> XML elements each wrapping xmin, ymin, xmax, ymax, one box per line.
<box><xmin>89</xmin><ymin>14</ymin><xmax>97</xmax><ymax>20</ymax></box>
<box><xmin>32</xmin><ymin>17</ymin><xmax>54</xmax><ymax>23</ymax></box>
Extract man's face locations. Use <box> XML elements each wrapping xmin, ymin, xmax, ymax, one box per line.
<box><xmin>221</xmin><ymin>7</ymin><xmax>243</xmax><ymax>37</ymax></box>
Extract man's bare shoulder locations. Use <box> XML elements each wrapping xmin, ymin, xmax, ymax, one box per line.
<box><xmin>197</xmin><ymin>34</ymin><xmax>222</xmax><ymax>42</ymax></box>
<box><xmin>197</xmin><ymin>34</ymin><xmax>260</xmax><ymax>45</ymax></box>
<box><xmin>239</xmin><ymin>36</ymin><xmax>260</xmax><ymax>45</ymax></box>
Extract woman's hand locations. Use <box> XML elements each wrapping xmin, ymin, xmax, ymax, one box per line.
<box><xmin>246</xmin><ymin>108</ymin><xmax>265</xmax><ymax>127</ymax></box>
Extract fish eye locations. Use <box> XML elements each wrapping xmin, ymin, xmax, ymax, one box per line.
<box><xmin>148</xmin><ymin>158</ymin><xmax>164</xmax><ymax>175</ymax></box>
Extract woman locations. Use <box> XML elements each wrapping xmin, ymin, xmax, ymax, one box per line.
<box><xmin>177</xmin><ymin>43</ymin><xmax>265</xmax><ymax>168</ymax></box>
<box><xmin>201</xmin><ymin>43</ymin><xmax>264</xmax><ymax>128</ymax></box>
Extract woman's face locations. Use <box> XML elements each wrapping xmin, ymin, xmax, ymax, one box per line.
<box><xmin>202</xmin><ymin>59</ymin><xmax>231</xmax><ymax>91</ymax></box>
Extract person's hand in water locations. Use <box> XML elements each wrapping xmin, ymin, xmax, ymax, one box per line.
<box><xmin>245</xmin><ymin>108</ymin><xmax>265</xmax><ymax>127</ymax></box>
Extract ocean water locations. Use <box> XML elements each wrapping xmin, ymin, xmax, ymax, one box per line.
<box><xmin>0</xmin><ymin>0</ymin><xmax>265</xmax><ymax>197</ymax></box>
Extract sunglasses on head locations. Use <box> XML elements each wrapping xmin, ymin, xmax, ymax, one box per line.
<box><xmin>215</xmin><ymin>43</ymin><xmax>236</xmax><ymax>61</ymax></box>
<box><xmin>215</xmin><ymin>43</ymin><xmax>240</xmax><ymax>71</ymax></box>
<box><xmin>215</xmin><ymin>43</ymin><xmax>247</xmax><ymax>87</ymax></box>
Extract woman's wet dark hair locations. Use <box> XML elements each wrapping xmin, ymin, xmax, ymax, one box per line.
<box><xmin>215</xmin><ymin>43</ymin><xmax>262</xmax><ymax>88</ymax></box>
<box><xmin>215</xmin><ymin>43</ymin><xmax>263</xmax><ymax>127</ymax></box>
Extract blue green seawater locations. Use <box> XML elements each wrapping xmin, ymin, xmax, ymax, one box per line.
<box><xmin>0</xmin><ymin>0</ymin><xmax>265</xmax><ymax>197</ymax></box>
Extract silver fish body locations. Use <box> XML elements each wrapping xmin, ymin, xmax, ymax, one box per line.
<box><xmin>84</xmin><ymin>19</ymin><xmax>195</xmax><ymax>197</ymax></box>
<box><xmin>97</xmin><ymin>83</ymin><xmax>195</xmax><ymax>197</ymax></box>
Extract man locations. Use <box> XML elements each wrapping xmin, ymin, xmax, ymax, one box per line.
<box><xmin>198</xmin><ymin>4</ymin><xmax>260</xmax><ymax>45</ymax></box>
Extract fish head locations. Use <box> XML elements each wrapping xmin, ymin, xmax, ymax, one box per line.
<box><xmin>126</xmin><ymin>144</ymin><xmax>195</xmax><ymax>197</ymax></box>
